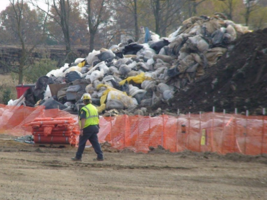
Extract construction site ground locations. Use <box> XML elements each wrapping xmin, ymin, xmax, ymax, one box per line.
<box><xmin>0</xmin><ymin>134</ymin><xmax>267</xmax><ymax>200</ymax></box>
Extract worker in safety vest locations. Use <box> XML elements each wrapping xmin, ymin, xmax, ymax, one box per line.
<box><xmin>72</xmin><ymin>93</ymin><xmax>103</xmax><ymax>161</ymax></box>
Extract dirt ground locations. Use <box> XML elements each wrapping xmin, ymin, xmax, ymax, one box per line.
<box><xmin>0</xmin><ymin>134</ymin><xmax>267</xmax><ymax>200</ymax></box>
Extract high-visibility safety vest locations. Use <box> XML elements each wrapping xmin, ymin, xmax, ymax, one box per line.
<box><xmin>79</xmin><ymin>104</ymin><xmax>99</xmax><ymax>128</ymax></box>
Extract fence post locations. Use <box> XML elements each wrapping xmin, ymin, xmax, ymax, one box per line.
<box><xmin>138</xmin><ymin>114</ymin><xmax>140</xmax><ymax>150</ymax></box>
<box><xmin>233</xmin><ymin>109</ymin><xmax>238</xmax><ymax>153</ymax></box>
<box><xmin>124</xmin><ymin>115</ymin><xmax>126</xmax><ymax>149</ymax></box>
<box><xmin>221</xmin><ymin>109</ymin><xmax>226</xmax><ymax>153</ymax></box>
<box><xmin>261</xmin><ymin>108</ymin><xmax>266</xmax><ymax>155</ymax></box>
<box><xmin>211</xmin><ymin>107</ymin><xmax>215</xmax><ymax>152</ymax></box>
<box><xmin>187</xmin><ymin>112</ymin><xmax>191</xmax><ymax>148</ymax></box>
<box><xmin>244</xmin><ymin>110</ymin><xmax>249</xmax><ymax>154</ymax></box>
<box><xmin>161</xmin><ymin>114</ymin><xmax>164</xmax><ymax>147</ymax></box>
<box><xmin>149</xmin><ymin>114</ymin><xmax>151</xmax><ymax>150</ymax></box>
<box><xmin>176</xmin><ymin>109</ymin><xmax>179</xmax><ymax>152</ymax></box>
<box><xmin>109</xmin><ymin>113</ymin><xmax>112</xmax><ymax>144</ymax></box>
<box><xmin>176</xmin><ymin>115</ymin><xmax>179</xmax><ymax>152</ymax></box>
<box><xmin>23</xmin><ymin>104</ymin><xmax>27</xmax><ymax>136</ymax></box>
<box><xmin>199</xmin><ymin>111</ymin><xmax>202</xmax><ymax>152</ymax></box>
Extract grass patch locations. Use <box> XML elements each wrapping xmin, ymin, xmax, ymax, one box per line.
<box><xmin>0</xmin><ymin>74</ymin><xmax>19</xmax><ymax>104</ymax></box>
<box><xmin>0</xmin><ymin>59</ymin><xmax>58</xmax><ymax>104</ymax></box>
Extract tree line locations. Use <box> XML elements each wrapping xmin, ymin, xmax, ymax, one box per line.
<box><xmin>0</xmin><ymin>0</ymin><xmax>266</xmax><ymax>84</ymax></box>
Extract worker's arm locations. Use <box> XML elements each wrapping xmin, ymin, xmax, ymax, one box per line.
<box><xmin>80</xmin><ymin>118</ymin><xmax>86</xmax><ymax>129</ymax></box>
<box><xmin>79</xmin><ymin>108</ymin><xmax>87</xmax><ymax>136</ymax></box>
<box><xmin>80</xmin><ymin>118</ymin><xmax>86</xmax><ymax>136</ymax></box>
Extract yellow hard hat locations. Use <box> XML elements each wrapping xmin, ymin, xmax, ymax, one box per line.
<box><xmin>82</xmin><ymin>93</ymin><xmax>91</xmax><ymax>100</ymax></box>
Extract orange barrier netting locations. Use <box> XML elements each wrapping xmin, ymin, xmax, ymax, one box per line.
<box><xmin>0</xmin><ymin>104</ymin><xmax>266</xmax><ymax>155</ymax></box>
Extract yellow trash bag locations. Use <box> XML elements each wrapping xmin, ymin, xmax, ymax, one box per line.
<box><xmin>97</xmin><ymin>103</ymin><xmax>106</xmax><ymax>114</ymax></box>
<box><xmin>96</xmin><ymin>84</ymin><xmax>112</xmax><ymax>113</ymax></box>
<box><xmin>96</xmin><ymin>84</ymin><xmax>137</xmax><ymax>113</ymax></box>
<box><xmin>78</xmin><ymin>60</ymin><xmax>86</xmax><ymax>68</ymax></box>
<box><xmin>119</xmin><ymin>72</ymin><xmax>152</xmax><ymax>85</ymax></box>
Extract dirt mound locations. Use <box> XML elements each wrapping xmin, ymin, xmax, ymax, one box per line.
<box><xmin>155</xmin><ymin>28</ymin><xmax>267</xmax><ymax>115</ymax></box>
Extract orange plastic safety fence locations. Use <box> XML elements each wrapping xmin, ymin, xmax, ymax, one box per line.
<box><xmin>99</xmin><ymin>113</ymin><xmax>267</xmax><ymax>155</ymax></box>
<box><xmin>0</xmin><ymin>104</ymin><xmax>266</xmax><ymax>155</ymax></box>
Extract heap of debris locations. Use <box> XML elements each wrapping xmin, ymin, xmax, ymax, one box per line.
<box><xmin>10</xmin><ymin>14</ymin><xmax>258</xmax><ymax>116</ymax></box>
<box><xmin>157</xmin><ymin>28</ymin><xmax>267</xmax><ymax>115</ymax></box>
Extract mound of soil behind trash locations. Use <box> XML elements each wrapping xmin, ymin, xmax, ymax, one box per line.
<box><xmin>156</xmin><ymin>28</ymin><xmax>267</xmax><ymax>115</ymax></box>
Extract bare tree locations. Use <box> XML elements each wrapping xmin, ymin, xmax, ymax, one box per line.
<box><xmin>53</xmin><ymin>0</ymin><xmax>71</xmax><ymax>55</ymax></box>
<box><xmin>150</xmin><ymin>0</ymin><xmax>161</xmax><ymax>35</ymax></box>
<box><xmin>149</xmin><ymin>0</ymin><xmax>186</xmax><ymax>36</ymax></box>
<box><xmin>30</xmin><ymin>0</ymin><xmax>74</xmax><ymax>63</ymax></box>
<box><xmin>111</xmin><ymin>0</ymin><xmax>140</xmax><ymax>41</ymax></box>
<box><xmin>186</xmin><ymin>0</ymin><xmax>207</xmax><ymax>17</ymax></box>
<box><xmin>218</xmin><ymin>0</ymin><xmax>238</xmax><ymax>20</ymax></box>
<box><xmin>0</xmin><ymin>0</ymin><xmax>47</xmax><ymax>84</ymax></box>
<box><xmin>160</xmin><ymin>0</ymin><xmax>186</xmax><ymax>36</ymax></box>
<box><xmin>133</xmin><ymin>0</ymin><xmax>138</xmax><ymax>41</ymax></box>
<box><xmin>85</xmin><ymin>0</ymin><xmax>109</xmax><ymax>52</ymax></box>
<box><xmin>243</xmin><ymin>0</ymin><xmax>259</xmax><ymax>26</ymax></box>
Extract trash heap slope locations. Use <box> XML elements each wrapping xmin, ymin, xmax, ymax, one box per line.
<box><xmin>156</xmin><ymin>28</ymin><xmax>267</xmax><ymax>115</ymax></box>
<box><xmin>9</xmin><ymin>14</ymin><xmax>264</xmax><ymax>116</ymax></box>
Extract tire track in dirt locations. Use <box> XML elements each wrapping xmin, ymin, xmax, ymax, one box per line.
<box><xmin>0</xmin><ymin>156</ymin><xmax>194</xmax><ymax>170</ymax></box>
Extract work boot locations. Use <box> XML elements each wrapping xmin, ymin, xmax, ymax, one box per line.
<box><xmin>71</xmin><ymin>157</ymin><xmax>81</xmax><ymax>161</ymax></box>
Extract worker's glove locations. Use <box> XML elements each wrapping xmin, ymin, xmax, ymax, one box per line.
<box><xmin>80</xmin><ymin>129</ymin><xmax>83</xmax><ymax>136</ymax></box>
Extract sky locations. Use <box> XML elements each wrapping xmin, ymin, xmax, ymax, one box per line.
<box><xmin>0</xmin><ymin>0</ymin><xmax>10</xmax><ymax>12</ymax></box>
<box><xmin>0</xmin><ymin>0</ymin><xmax>47</xmax><ymax>12</ymax></box>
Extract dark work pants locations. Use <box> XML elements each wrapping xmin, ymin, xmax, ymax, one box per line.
<box><xmin>76</xmin><ymin>131</ymin><xmax>103</xmax><ymax>160</ymax></box>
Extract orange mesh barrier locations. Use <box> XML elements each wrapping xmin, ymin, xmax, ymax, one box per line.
<box><xmin>0</xmin><ymin>104</ymin><xmax>266</xmax><ymax>155</ymax></box>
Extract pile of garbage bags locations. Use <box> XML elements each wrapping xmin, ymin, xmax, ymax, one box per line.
<box><xmin>9</xmin><ymin>14</ymin><xmax>251</xmax><ymax>115</ymax></box>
